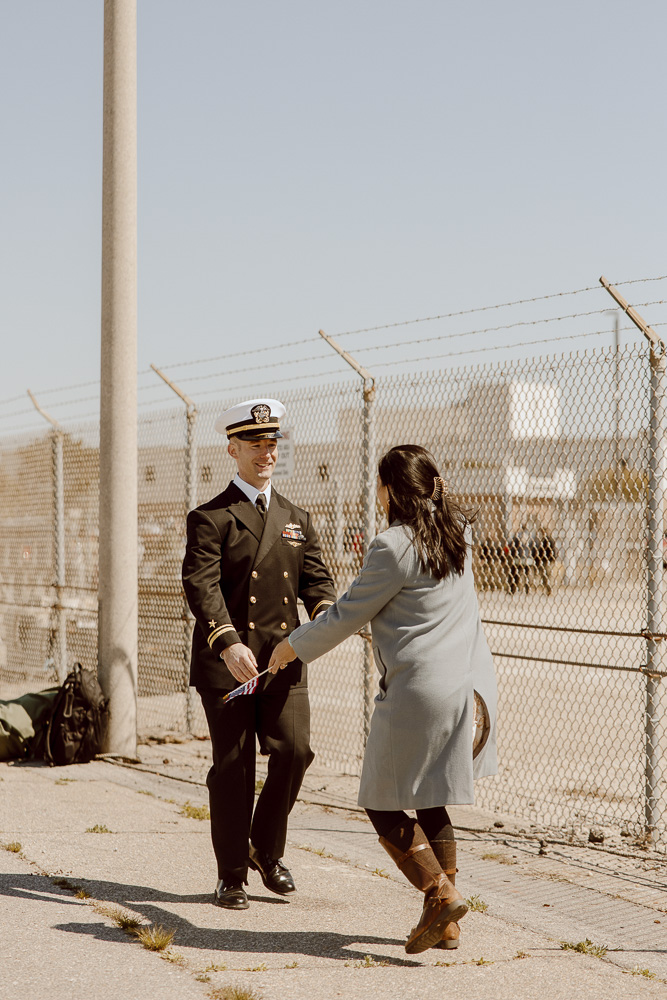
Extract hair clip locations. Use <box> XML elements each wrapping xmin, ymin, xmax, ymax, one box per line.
<box><xmin>431</xmin><ymin>476</ymin><xmax>447</xmax><ymax>501</ymax></box>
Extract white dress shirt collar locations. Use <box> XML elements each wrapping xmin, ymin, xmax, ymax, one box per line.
<box><xmin>233</xmin><ymin>473</ymin><xmax>272</xmax><ymax>508</ymax></box>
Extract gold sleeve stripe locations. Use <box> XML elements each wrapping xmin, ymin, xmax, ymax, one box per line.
<box><xmin>311</xmin><ymin>600</ymin><xmax>334</xmax><ymax>620</ymax></box>
<box><xmin>207</xmin><ymin>624</ymin><xmax>236</xmax><ymax>648</ymax></box>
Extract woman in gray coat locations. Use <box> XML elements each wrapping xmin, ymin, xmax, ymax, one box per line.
<box><xmin>269</xmin><ymin>445</ymin><xmax>497</xmax><ymax>954</ymax></box>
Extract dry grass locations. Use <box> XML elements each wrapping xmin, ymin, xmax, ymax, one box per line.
<box><xmin>208</xmin><ymin>987</ymin><xmax>264</xmax><ymax>1000</ymax></box>
<box><xmin>298</xmin><ymin>844</ymin><xmax>333</xmax><ymax>858</ymax></box>
<box><xmin>85</xmin><ymin>824</ymin><xmax>112</xmax><ymax>834</ymax></box>
<box><xmin>55</xmin><ymin>777</ymin><xmax>75</xmax><ymax>785</ymax></box>
<box><xmin>3</xmin><ymin>842</ymin><xmax>22</xmax><ymax>853</ymax></box>
<box><xmin>625</xmin><ymin>966</ymin><xmax>656</xmax><ymax>979</ymax></box>
<box><xmin>161</xmin><ymin>949</ymin><xmax>186</xmax><ymax>966</ymax></box>
<box><xmin>371</xmin><ymin>867</ymin><xmax>390</xmax><ymax>878</ymax></box>
<box><xmin>95</xmin><ymin>903</ymin><xmax>142</xmax><ymax>931</ymax></box>
<box><xmin>75</xmin><ymin>888</ymin><xmax>91</xmax><ymax>899</ymax></box>
<box><xmin>481</xmin><ymin>851</ymin><xmax>516</xmax><ymax>865</ymax></box>
<box><xmin>561</xmin><ymin>938</ymin><xmax>607</xmax><ymax>958</ymax></box>
<box><xmin>284</xmin><ymin>961</ymin><xmax>298</xmax><ymax>968</ymax></box>
<box><xmin>515</xmin><ymin>950</ymin><xmax>530</xmax><ymax>959</ymax></box>
<box><xmin>180</xmin><ymin>800</ymin><xmax>210</xmax><ymax>821</ymax></box>
<box><xmin>204</xmin><ymin>963</ymin><xmax>228</xmax><ymax>972</ymax></box>
<box><xmin>242</xmin><ymin>963</ymin><xmax>267</xmax><ymax>972</ymax></box>
<box><xmin>132</xmin><ymin>923</ymin><xmax>176</xmax><ymax>952</ymax></box>
<box><xmin>345</xmin><ymin>955</ymin><xmax>390</xmax><ymax>968</ymax></box>
<box><xmin>466</xmin><ymin>894</ymin><xmax>489</xmax><ymax>912</ymax></box>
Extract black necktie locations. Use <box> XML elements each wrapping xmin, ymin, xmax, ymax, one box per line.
<box><xmin>256</xmin><ymin>493</ymin><xmax>267</xmax><ymax>519</ymax></box>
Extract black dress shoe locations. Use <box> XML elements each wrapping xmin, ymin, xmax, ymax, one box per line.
<box><xmin>248</xmin><ymin>843</ymin><xmax>296</xmax><ymax>895</ymax></box>
<box><xmin>214</xmin><ymin>877</ymin><xmax>249</xmax><ymax>910</ymax></box>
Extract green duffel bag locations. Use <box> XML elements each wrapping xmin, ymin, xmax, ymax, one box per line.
<box><xmin>0</xmin><ymin>688</ymin><xmax>60</xmax><ymax>761</ymax></box>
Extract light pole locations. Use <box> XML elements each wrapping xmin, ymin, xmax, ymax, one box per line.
<box><xmin>98</xmin><ymin>0</ymin><xmax>138</xmax><ymax>758</ymax></box>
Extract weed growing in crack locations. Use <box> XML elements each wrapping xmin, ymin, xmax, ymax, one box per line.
<box><xmin>133</xmin><ymin>923</ymin><xmax>175</xmax><ymax>952</ymax></box>
<box><xmin>95</xmin><ymin>903</ymin><xmax>142</xmax><ymax>931</ymax></box>
<box><xmin>625</xmin><ymin>966</ymin><xmax>656</xmax><ymax>979</ymax></box>
<box><xmin>208</xmin><ymin>986</ymin><xmax>264</xmax><ymax>1000</ymax></box>
<box><xmin>180</xmin><ymin>801</ymin><xmax>210</xmax><ymax>821</ymax></box>
<box><xmin>561</xmin><ymin>938</ymin><xmax>607</xmax><ymax>958</ymax></box>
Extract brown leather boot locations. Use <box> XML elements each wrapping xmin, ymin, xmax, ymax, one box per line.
<box><xmin>431</xmin><ymin>826</ymin><xmax>460</xmax><ymax>949</ymax></box>
<box><xmin>379</xmin><ymin>819</ymin><xmax>467</xmax><ymax>954</ymax></box>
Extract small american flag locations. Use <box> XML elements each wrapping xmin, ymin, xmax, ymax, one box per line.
<box><xmin>222</xmin><ymin>667</ymin><xmax>270</xmax><ymax>703</ymax></box>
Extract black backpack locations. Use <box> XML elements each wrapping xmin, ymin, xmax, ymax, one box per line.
<box><xmin>44</xmin><ymin>664</ymin><xmax>109</xmax><ymax>766</ymax></box>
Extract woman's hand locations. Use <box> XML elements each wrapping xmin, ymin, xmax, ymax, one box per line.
<box><xmin>268</xmin><ymin>636</ymin><xmax>298</xmax><ymax>674</ymax></box>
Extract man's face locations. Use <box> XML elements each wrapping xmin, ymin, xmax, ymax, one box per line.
<box><xmin>228</xmin><ymin>436</ymin><xmax>277</xmax><ymax>489</ymax></box>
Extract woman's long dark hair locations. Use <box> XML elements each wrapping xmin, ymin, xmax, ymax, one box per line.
<box><xmin>377</xmin><ymin>444</ymin><xmax>477</xmax><ymax>580</ymax></box>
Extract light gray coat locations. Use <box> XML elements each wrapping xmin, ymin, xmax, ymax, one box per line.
<box><xmin>289</xmin><ymin>523</ymin><xmax>497</xmax><ymax>810</ymax></box>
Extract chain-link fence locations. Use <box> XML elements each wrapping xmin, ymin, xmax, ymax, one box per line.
<box><xmin>1</xmin><ymin>342</ymin><xmax>666</xmax><ymax>846</ymax></box>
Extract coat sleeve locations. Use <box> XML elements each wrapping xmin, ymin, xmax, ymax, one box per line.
<box><xmin>297</xmin><ymin>512</ymin><xmax>337</xmax><ymax>621</ymax></box>
<box><xmin>182</xmin><ymin>508</ymin><xmax>241</xmax><ymax>657</ymax></box>
<box><xmin>289</xmin><ymin>532</ymin><xmax>409</xmax><ymax>663</ymax></box>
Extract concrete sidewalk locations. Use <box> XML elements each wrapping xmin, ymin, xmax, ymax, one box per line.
<box><xmin>1</xmin><ymin>741</ymin><xmax>666</xmax><ymax>1000</ymax></box>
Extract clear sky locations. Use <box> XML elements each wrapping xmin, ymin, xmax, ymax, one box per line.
<box><xmin>1</xmin><ymin>0</ymin><xmax>666</xmax><ymax>433</ymax></box>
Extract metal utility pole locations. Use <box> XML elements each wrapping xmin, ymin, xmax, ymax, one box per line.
<box><xmin>318</xmin><ymin>330</ymin><xmax>377</xmax><ymax>742</ymax></box>
<box><xmin>151</xmin><ymin>364</ymin><xmax>198</xmax><ymax>732</ymax></box>
<box><xmin>99</xmin><ymin>0</ymin><xmax>138</xmax><ymax>757</ymax></box>
<box><xmin>27</xmin><ymin>391</ymin><xmax>67</xmax><ymax>682</ymax></box>
<box><xmin>600</xmin><ymin>276</ymin><xmax>667</xmax><ymax>841</ymax></box>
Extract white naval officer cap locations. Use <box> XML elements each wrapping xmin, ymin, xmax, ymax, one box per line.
<box><xmin>214</xmin><ymin>398</ymin><xmax>286</xmax><ymax>440</ymax></box>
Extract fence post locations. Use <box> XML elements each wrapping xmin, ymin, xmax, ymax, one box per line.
<box><xmin>317</xmin><ymin>330</ymin><xmax>377</xmax><ymax>746</ymax></box>
<box><xmin>27</xmin><ymin>392</ymin><xmax>67</xmax><ymax>682</ymax></box>
<box><xmin>600</xmin><ymin>276</ymin><xmax>666</xmax><ymax>842</ymax></box>
<box><xmin>361</xmin><ymin>380</ymin><xmax>376</xmax><ymax>741</ymax></box>
<box><xmin>646</xmin><ymin>343</ymin><xmax>666</xmax><ymax>839</ymax></box>
<box><xmin>151</xmin><ymin>365</ymin><xmax>198</xmax><ymax>734</ymax></box>
<box><xmin>184</xmin><ymin>405</ymin><xmax>198</xmax><ymax>732</ymax></box>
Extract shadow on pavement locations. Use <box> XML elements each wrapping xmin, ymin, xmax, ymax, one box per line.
<box><xmin>0</xmin><ymin>871</ymin><xmax>418</xmax><ymax>966</ymax></box>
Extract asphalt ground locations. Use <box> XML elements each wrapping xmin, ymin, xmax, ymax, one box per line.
<box><xmin>1</xmin><ymin>739</ymin><xmax>667</xmax><ymax>1000</ymax></box>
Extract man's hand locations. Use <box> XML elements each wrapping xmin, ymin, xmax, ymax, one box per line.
<box><xmin>268</xmin><ymin>637</ymin><xmax>298</xmax><ymax>674</ymax></box>
<box><xmin>221</xmin><ymin>643</ymin><xmax>259</xmax><ymax>683</ymax></box>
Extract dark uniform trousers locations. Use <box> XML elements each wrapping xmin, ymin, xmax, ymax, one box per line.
<box><xmin>200</xmin><ymin>685</ymin><xmax>314</xmax><ymax>876</ymax></box>
<box><xmin>182</xmin><ymin>481</ymin><xmax>335</xmax><ymax>881</ymax></box>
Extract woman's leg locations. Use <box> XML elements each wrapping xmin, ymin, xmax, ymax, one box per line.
<box><xmin>415</xmin><ymin>806</ymin><xmax>452</xmax><ymax>842</ymax></box>
<box><xmin>365</xmin><ymin>808</ymin><xmax>409</xmax><ymax>838</ymax></box>
<box><xmin>416</xmin><ymin>807</ymin><xmax>460</xmax><ymax>950</ymax></box>
<box><xmin>367</xmin><ymin>807</ymin><xmax>467</xmax><ymax>954</ymax></box>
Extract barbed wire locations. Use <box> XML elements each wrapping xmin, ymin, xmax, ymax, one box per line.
<box><xmin>158</xmin><ymin>336</ymin><xmax>316</xmax><ymax>372</ymax></box>
<box><xmin>2</xmin><ymin>276</ymin><xmax>667</xmax><ymax>413</ymax></box>
<box><xmin>332</xmin><ymin>280</ymin><xmax>667</xmax><ymax>340</ymax></box>
<box><xmin>351</xmin><ymin>308</ymin><xmax>632</xmax><ymax>356</ymax></box>
<box><xmin>173</xmin><ymin>368</ymin><xmax>358</xmax><ymax>402</ymax></box>
<box><xmin>174</xmin><ymin>350</ymin><xmax>336</xmax><ymax>386</ymax></box>
<box><xmin>370</xmin><ymin>328</ymin><xmax>623</xmax><ymax>369</ymax></box>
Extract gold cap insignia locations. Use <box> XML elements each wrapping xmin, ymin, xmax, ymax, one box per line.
<box><xmin>251</xmin><ymin>403</ymin><xmax>271</xmax><ymax>424</ymax></box>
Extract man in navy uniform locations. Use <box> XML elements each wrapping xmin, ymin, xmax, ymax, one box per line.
<box><xmin>182</xmin><ymin>398</ymin><xmax>335</xmax><ymax>909</ymax></box>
